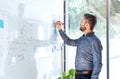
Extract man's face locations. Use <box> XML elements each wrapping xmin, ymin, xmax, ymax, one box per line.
<box><xmin>80</xmin><ymin>17</ymin><xmax>87</xmax><ymax>32</ymax></box>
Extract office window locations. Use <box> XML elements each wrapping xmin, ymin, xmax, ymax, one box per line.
<box><xmin>110</xmin><ymin>0</ymin><xmax>120</xmax><ymax>79</ymax></box>
<box><xmin>66</xmin><ymin>0</ymin><xmax>107</xmax><ymax>79</ymax></box>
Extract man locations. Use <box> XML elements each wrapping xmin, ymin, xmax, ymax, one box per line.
<box><xmin>55</xmin><ymin>13</ymin><xmax>103</xmax><ymax>79</ymax></box>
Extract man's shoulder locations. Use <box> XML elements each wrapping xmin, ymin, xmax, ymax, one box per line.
<box><xmin>88</xmin><ymin>34</ymin><xmax>101</xmax><ymax>43</ymax></box>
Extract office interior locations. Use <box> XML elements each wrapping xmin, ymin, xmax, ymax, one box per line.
<box><xmin>0</xmin><ymin>0</ymin><xmax>120</xmax><ymax>79</ymax></box>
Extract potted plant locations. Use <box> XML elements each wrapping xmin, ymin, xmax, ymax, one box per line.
<box><xmin>57</xmin><ymin>68</ymin><xmax>75</xmax><ymax>79</ymax></box>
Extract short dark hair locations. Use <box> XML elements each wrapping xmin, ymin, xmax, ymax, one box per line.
<box><xmin>84</xmin><ymin>13</ymin><xmax>97</xmax><ymax>30</ymax></box>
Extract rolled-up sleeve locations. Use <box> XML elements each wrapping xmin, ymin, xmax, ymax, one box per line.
<box><xmin>59</xmin><ymin>29</ymin><xmax>78</xmax><ymax>46</ymax></box>
<box><xmin>91</xmin><ymin>40</ymin><xmax>103</xmax><ymax>79</ymax></box>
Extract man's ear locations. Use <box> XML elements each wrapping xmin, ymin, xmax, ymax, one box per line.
<box><xmin>85</xmin><ymin>22</ymin><xmax>90</xmax><ymax>27</ymax></box>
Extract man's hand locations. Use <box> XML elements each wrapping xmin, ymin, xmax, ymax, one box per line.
<box><xmin>55</xmin><ymin>21</ymin><xmax>63</xmax><ymax>30</ymax></box>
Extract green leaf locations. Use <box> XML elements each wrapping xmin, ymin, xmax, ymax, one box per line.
<box><xmin>58</xmin><ymin>77</ymin><xmax>62</xmax><ymax>79</ymax></box>
<box><xmin>63</xmin><ymin>72</ymin><xmax>66</xmax><ymax>77</ymax></box>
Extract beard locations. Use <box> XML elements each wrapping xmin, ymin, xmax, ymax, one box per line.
<box><xmin>80</xmin><ymin>26</ymin><xmax>86</xmax><ymax>32</ymax></box>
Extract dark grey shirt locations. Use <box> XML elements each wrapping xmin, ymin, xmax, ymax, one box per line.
<box><xmin>59</xmin><ymin>29</ymin><xmax>102</xmax><ymax>79</ymax></box>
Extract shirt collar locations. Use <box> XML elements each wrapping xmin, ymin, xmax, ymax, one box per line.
<box><xmin>83</xmin><ymin>32</ymin><xmax>94</xmax><ymax>37</ymax></box>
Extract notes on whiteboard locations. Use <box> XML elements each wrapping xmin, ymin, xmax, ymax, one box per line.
<box><xmin>0</xmin><ymin>20</ymin><xmax>4</xmax><ymax>28</ymax></box>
